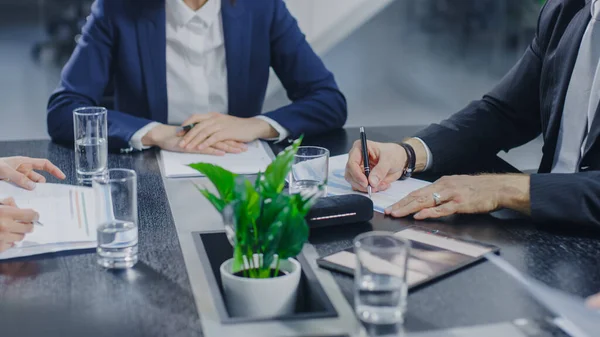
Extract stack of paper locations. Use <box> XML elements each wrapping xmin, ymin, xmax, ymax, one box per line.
<box><xmin>326</xmin><ymin>154</ymin><xmax>430</xmax><ymax>213</ymax></box>
<box><xmin>160</xmin><ymin>140</ymin><xmax>273</xmax><ymax>178</ymax></box>
<box><xmin>0</xmin><ymin>182</ymin><xmax>96</xmax><ymax>260</ymax></box>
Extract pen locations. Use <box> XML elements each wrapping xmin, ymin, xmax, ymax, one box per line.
<box><xmin>359</xmin><ymin>127</ymin><xmax>372</xmax><ymax>198</ymax></box>
<box><xmin>1</xmin><ymin>202</ymin><xmax>43</xmax><ymax>227</ymax></box>
<box><xmin>177</xmin><ymin>123</ymin><xmax>199</xmax><ymax>134</ymax></box>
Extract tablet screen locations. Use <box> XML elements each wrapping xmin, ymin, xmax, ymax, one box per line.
<box><xmin>317</xmin><ymin>227</ymin><xmax>499</xmax><ymax>288</ymax></box>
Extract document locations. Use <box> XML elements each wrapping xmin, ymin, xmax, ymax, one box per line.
<box><xmin>485</xmin><ymin>253</ymin><xmax>600</xmax><ymax>337</ymax></box>
<box><xmin>0</xmin><ymin>182</ymin><xmax>97</xmax><ymax>260</ymax></box>
<box><xmin>326</xmin><ymin>154</ymin><xmax>430</xmax><ymax>213</ymax></box>
<box><xmin>160</xmin><ymin>140</ymin><xmax>273</xmax><ymax>178</ymax></box>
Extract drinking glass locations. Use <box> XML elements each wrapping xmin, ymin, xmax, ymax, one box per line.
<box><xmin>73</xmin><ymin>107</ymin><xmax>108</xmax><ymax>184</ymax></box>
<box><xmin>288</xmin><ymin>146</ymin><xmax>329</xmax><ymax>196</ymax></box>
<box><xmin>93</xmin><ymin>169</ymin><xmax>138</xmax><ymax>269</ymax></box>
<box><xmin>354</xmin><ymin>232</ymin><xmax>410</xmax><ymax>325</ymax></box>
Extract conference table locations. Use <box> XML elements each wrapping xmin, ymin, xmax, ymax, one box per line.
<box><xmin>0</xmin><ymin>126</ymin><xmax>599</xmax><ymax>337</ymax></box>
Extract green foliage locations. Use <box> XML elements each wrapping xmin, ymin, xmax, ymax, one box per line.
<box><xmin>190</xmin><ymin>137</ymin><xmax>320</xmax><ymax>279</ymax></box>
<box><xmin>189</xmin><ymin>163</ymin><xmax>237</xmax><ymax>212</ymax></box>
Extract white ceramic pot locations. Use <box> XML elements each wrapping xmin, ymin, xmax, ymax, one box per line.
<box><xmin>220</xmin><ymin>257</ymin><xmax>301</xmax><ymax>318</ymax></box>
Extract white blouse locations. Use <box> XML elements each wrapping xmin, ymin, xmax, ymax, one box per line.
<box><xmin>130</xmin><ymin>0</ymin><xmax>288</xmax><ymax>150</ymax></box>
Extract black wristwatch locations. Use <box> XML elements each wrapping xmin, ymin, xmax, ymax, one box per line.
<box><xmin>399</xmin><ymin>143</ymin><xmax>416</xmax><ymax>179</ymax></box>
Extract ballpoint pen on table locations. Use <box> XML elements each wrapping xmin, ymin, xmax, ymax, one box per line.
<box><xmin>359</xmin><ymin>127</ymin><xmax>372</xmax><ymax>198</ymax></box>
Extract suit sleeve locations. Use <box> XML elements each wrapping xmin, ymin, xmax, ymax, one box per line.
<box><xmin>262</xmin><ymin>0</ymin><xmax>347</xmax><ymax>139</ymax></box>
<box><xmin>413</xmin><ymin>7</ymin><xmax>550</xmax><ymax>174</ymax></box>
<box><xmin>46</xmin><ymin>0</ymin><xmax>152</xmax><ymax>150</ymax></box>
<box><xmin>531</xmin><ymin>172</ymin><xmax>600</xmax><ymax>227</ymax></box>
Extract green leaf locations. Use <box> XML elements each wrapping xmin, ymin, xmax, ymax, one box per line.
<box><xmin>260</xmin><ymin>136</ymin><xmax>303</xmax><ymax>196</ymax></box>
<box><xmin>233</xmin><ymin>245</ymin><xmax>244</xmax><ymax>273</ymax></box>
<box><xmin>190</xmin><ymin>136</ymin><xmax>317</xmax><ymax>279</ymax></box>
<box><xmin>188</xmin><ymin>163</ymin><xmax>238</xmax><ymax>203</ymax></box>
<box><xmin>262</xmin><ymin>217</ymin><xmax>284</xmax><ymax>272</ymax></box>
<box><xmin>275</xmin><ymin>205</ymin><xmax>309</xmax><ymax>259</ymax></box>
<box><xmin>195</xmin><ymin>185</ymin><xmax>227</xmax><ymax>213</ymax></box>
<box><xmin>232</xmin><ymin>177</ymin><xmax>261</xmax><ymax>254</ymax></box>
<box><xmin>254</xmin><ymin>171</ymin><xmax>263</xmax><ymax>191</ymax></box>
<box><xmin>292</xmin><ymin>188</ymin><xmax>321</xmax><ymax>216</ymax></box>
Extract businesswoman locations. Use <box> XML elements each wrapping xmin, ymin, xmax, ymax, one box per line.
<box><xmin>47</xmin><ymin>0</ymin><xmax>347</xmax><ymax>154</ymax></box>
<box><xmin>0</xmin><ymin>156</ymin><xmax>66</xmax><ymax>252</ymax></box>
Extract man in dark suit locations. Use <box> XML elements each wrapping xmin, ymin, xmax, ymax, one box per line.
<box><xmin>345</xmin><ymin>0</ymin><xmax>600</xmax><ymax>226</ymax></box>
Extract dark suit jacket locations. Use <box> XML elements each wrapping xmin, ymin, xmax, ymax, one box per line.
<box><xmin>415</xmin><ymin>0</ymin><xmax>600</xmax><ymax>226</ymax></box>
<box><xmin>47</xmin><ymin>0</ymin><xmax>347</xmax><ymax>150</ymax></box>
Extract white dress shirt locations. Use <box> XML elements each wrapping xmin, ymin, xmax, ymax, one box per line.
<box><xmin>130</xmin><ymin>0</ymin><xmax>289</xmax><ymax>150</ymax></box>
<box><xmin>551</xmin><ymin>0</ymin><xmax>600</xmax><ymax>173</ymax></box>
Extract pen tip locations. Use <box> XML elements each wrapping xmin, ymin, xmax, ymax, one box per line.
<box><xmin>360</xmin><ymin>127</ymin><xmax>365</xmax><ymax>132</ymax></box>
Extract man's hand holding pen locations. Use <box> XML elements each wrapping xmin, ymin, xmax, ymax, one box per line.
<box><xmin>344</xmin><ymin>140</ymin><xmax>407</xmax><ymax>194</ymax></box>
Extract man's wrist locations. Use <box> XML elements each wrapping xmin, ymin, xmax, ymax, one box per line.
<box><xmin>497</xmin><ymin>174</ymin><xmax>531</xmax><ymax>215</ymax></box>
<box><xmin>403</xmin><ymin>138</ymin><xmax>429</xmax><ymax>173</ymax></box>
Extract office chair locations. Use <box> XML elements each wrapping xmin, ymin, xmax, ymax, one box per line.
<box><xmin>32</xmin><ymin>0</ymin><xmax>93</xmax><ymax>65</ymax></box>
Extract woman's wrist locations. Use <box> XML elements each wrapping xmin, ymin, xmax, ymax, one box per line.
<box><xmin>249</xmin><ymin>117</ymin><xmax>278</xmax><ymax>139</ymax></box>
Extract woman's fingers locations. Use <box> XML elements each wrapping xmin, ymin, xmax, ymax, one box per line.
<box><xmin>27</xmin><ymin>171</ymin><xmax>46</xmax><ymax>183</ymax></box>
<box><xmin>0</xmin><ymin>219</ymin><xmax>34</xmax><ymax>234</ymax></box>
<box><xmin>0</xmin><ymin>198</ymin><xmax>17</xmax><ymax>207</ymax></box>
<box><xmin>0</xmin><ymin>242</ymin><xmax>14</xmax><ymax>253</ymax></box>
<box><xmin>0</xmin><ymin>207</ymin><xmax>39</xmax><ymax>223</ymax></box>
<box><xmin>21</xmin><ymin>158</ymin><xmax>66</xmax><ymax>180</ymax></box>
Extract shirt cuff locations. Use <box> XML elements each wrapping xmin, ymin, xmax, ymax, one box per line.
<box><xmin>255</xmin><ymin>116</ymin><xmax>290</xmax><ymax>143</ymax></box>
<box><xmin>414</xmin><ymin>137</ymin><xmax>433</xmax><ymax>171</ymax></box>
<box><xmin>130</xmin><ymin>122</ymin><xmax>161</xmax><ymax>151</ymax></box>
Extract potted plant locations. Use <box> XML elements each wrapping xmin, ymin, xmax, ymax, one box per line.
<box><xmin>190</xmin><ymin>138</ymin><xmax>320</xmax><ymax>318</ymax></box>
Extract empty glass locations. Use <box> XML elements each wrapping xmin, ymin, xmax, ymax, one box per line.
<box><xmin>93</xmin><ymin>169</ymin><xmax>138</xmax><ymax>269</ymax></box>
<box><xmin>73</xmin><ymin>107</ymin><xmax>108</xmax><ymax>184</ymax></box>
<box><xmin>354</xmin><ymin>232</ymin><xmax>410</xmax><ymax>325</ymax></box>
<box><xmin>288</xmin><ymin>146</ymin><xmax>329</xmax><ymax>197</ymax></box>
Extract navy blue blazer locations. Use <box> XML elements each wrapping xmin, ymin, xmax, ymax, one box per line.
<box><xmin>415</xmin><ymin>0</ymin><xmax>600</xmax><ymax>227</ymax></box>
<box><xmin>47</xmin><ymin>0</ymin><xmax>347</xmax><ymax>150</ymax></box>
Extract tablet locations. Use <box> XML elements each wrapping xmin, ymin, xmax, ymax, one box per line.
<box><xmin>317</xmin><ymin>227</ymin><xmax>500</xmax><ymax>289</ymax></box>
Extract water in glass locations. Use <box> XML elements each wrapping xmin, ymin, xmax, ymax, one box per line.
<box><xmin>75</xmin><ymin>137</ymin><xmax>107</xmax><ymax>181</ymax></box>
<box><xmin>355</xmin><ymin>273</ymin><xmax>407</xmax><ymax>325</ymax></box>
<box><xmin>97</xmin><ymin>220</ymin><xmax>138</xmax><ymax>269</ymax></box>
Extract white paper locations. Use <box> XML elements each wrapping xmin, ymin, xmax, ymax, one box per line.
<box><xmin>0</xmin><ymin>182</ymin><xmax>97</xmax><ymax>259</ymax></box>
<box><xmin>326</xmin><ymin>154</ymin><xmax>430</xmax><ymax>213</ymax></box>
<box><xmin>160</xmin><ymin>140</ymin><xmax>273</xmax><ymax>178</ymax></box>
<box><xmin>485</xmin><ymin>253</ymin><xmax>600</xmax><ymax>337</ymax></box>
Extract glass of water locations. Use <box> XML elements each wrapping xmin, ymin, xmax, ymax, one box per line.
<box><xmin>289</xmin><ymin>146</ymin><xmax>329</xmax><ymax>196</ymax></box>
<box><xmin>93</xmin><ymin>169</ymin><xmax>138</xmax><ymax>269</ymax></box>
<box><xmin>354</xmin><ymin>232</ymin><xmax>410</xmax><ymax>326</ymax></box>
<box><xmin>73</xmin><ymin>107</ymin><xmax>108</xmax><ymax>184</ymax></box>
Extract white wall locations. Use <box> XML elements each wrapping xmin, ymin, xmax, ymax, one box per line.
<box><xmin>266</xmin><ymin>0</ymin><xmax>395</xmax><ymax>97</ymax></box>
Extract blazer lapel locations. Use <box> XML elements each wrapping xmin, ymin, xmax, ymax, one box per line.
<box><xmin>222</xmin><ymin>0</ymin><xmax>252</xmax><ymax>117</ymax></box>
<box><xmin>539</xmin><ymin>3</ymin><xmax>591</xmax><ymax>172</ymax></box>
<box><xmin>581</xmin><ymin>102</ymin><xmax>600</xmax><ymax>163</ymax></box>
<box><xmin>136</xmin><ymin>1</ymin><xmax>168</xmax><ymax>124</ymax></box>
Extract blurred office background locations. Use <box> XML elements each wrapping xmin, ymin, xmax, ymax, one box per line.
<box><xmin>0</xmin><ymin>0</ymin><xmax>544</xmax><ymax>170</ymax></box>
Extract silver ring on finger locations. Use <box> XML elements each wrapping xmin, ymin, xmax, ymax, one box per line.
<box><xmin>432</xmin><ymin>192</ymin><xmax>442</xmax><ymax>206</ymax></box>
